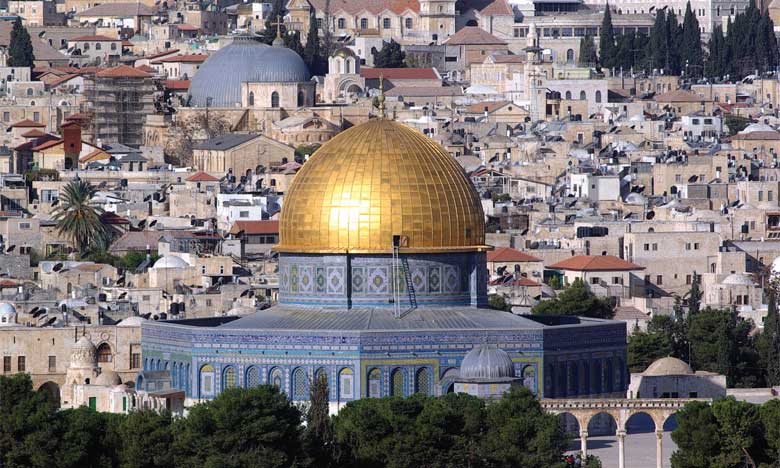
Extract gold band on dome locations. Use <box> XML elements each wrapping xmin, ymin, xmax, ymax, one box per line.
<box><xmin>275</xmin><ymin>119</ymin><xmax>487</xmax><ymax>254</ymax></box>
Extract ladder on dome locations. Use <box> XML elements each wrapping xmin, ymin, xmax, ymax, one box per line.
<box><xmin>391</xmin><ymin>236</ymin><xmax>417</xmax><ymax>319</ymax></box>
<box><xmin>400</xmin><ymin>256</ymin><xmax>417</xmax><ymax>311</ymax></box>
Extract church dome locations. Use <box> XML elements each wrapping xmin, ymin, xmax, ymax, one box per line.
<box><xmin>275</xmin><ymin>119</ymin><xmax>487</xmax><ymax>254</ymax></box>
<box><xmin>459</xmin><ymin>345</ymin><xmax>515</xmax><ymax>379</ymax></box>
<box><xmin>188</xmin><ymin>36</ymin><xmax>310</xmax><ymax>108</ymax></box>
<box><xmin>70</xmin><ymin>335</ymin><xmax>97</xmax><ymax>368</ymax></box>
<box><xmin>643</xmin><ymin>357</ymin><xmax>694</xmax><ymax>376</ymax></box>
<box><xmin>333</xmin><ymin>47</ymin><xmax>356</xmax><ymax>58</ymax></box>
<box><xmin>0</xmin><ymin>302</ymin><xmax>16</xmax><ymax>326</ymax></box>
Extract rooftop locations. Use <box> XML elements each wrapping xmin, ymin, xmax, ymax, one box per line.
<box><xmin>547</xmin><ymin>255</ymin><xmax>645</xmax><ymax>272</ymax></box>
<box><xmin>194</xmin><ymin>133</ymin><xmax>259</xmax><ymax>151</ymax></box>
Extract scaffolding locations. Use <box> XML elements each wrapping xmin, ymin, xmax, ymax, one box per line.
<box><xmin>85</xmin><ymin>73</ymin><xmax>157</xmax><ymax>148</ymax></box>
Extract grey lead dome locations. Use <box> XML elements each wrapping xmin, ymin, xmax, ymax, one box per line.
<box><xmin>187</xmin><ymin>35</ymin><xmax>311</xmax><ymax>108</ymax></box>
<box><xmin>459</xmin><ymin>345</ymin><xmax>516</xmax><ymax>379</ymax></box>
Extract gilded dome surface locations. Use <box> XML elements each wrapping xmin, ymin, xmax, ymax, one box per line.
<box><xmin>276</xmin><ymin>119</ymin><xmax>487</xmax><ymax>254</ymax></box>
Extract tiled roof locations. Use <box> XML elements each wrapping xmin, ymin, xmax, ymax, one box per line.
<box><xmin>47</xmin><ymin>73</ymin><xmax>80</xmax><ymax>87</ymax></box>
<box><xmin>164</xmin><ymin>79</ymin><xmax>190</xmax><ymax>90</ymax></box>
<box><xmin>186</xmin><ymin>171</ymin><xmax>220</xmax><ymax>182</ymax></box>
<box><xmin>465</xmin><ymin>100</ymin><xmax>511</xmax><ymax>113</ymax></box>
<box><xmin>480</xmin><ymin>0</ymin><xmax>513</xmax><ymax>16</ymax></box>
<box><xmin>490</xmin><ymin>54</ymin><xmax>524</xmax><ymax>63</ymax></box>
<box><xmin>487</xmin><ymin>247</ymin><xmax>542</xmax><ymax>263</ymax></box>
<box><xmin>71</xmin><ymin>35</ymin><xmax>119</xmax><ymax>42</ymax></box>
<box><xmin>135</xmin><ymin>64</ymin><xmax>156</xmax><ymax>73</ymax></box>
<box><xmin>384</xmin><ymin>86</ymin><xmax>463</xmax><ymax>97</ymax></box>
<box><xmin>21</xmin><ymin>129</ymin><xmax>47</xmax><ymax>138</ymax></box>
<box><xmin>307</xmin><ymin>0</ymin><xmax>419</xmax><ymax>16</ymax></box>
<box><xmin>193</xmin><ymin>133</ymin><xmax>259</xmax><ymax>151</ymax></box>
<box><xmin>229</xmin><ymin>220</ymin><xmax>279</xmax><ymax>235</ymax></box>
<box><xmin>143</xmin><ymin>49</ymin><xmax>180</xmax><ymax>60</ymax></box>
<box><xmin>76</xmin><ymin>2</ymin><xmax>157</xmax><ymax>16</ymax></box>
<box><xmin>360</xmin><ymin>67</ymin><xmax>439</xmax><ymax>80</ymax></box>
<box><xmin>65</xmin><ymin>113</ymin><xmax>88</xmax><ymax>121</ymax></box>
<box><xmin>732</xmin><ymin>131</ymin><xmax>780</xmax><ymax>140</ymax></box>
<box><xmin>176</xmin><ymin>24</ymin><xmax>199</xmax><ymax>31</ymax></box>
<box><xmin>95</xmin><ymin>65</ymin><xmax>153</xmax><ymax>78</ymax></box>
<box><xmin>443</xmin><ymin>26</ymin><xmax>507</xmax><ymax>45</ymax></box>
<box><xmin>79</xmin><ymin>148</ymin><xmax>110</xmax><ymax>163</ymax></box>
<box><xmin>155</xmin><ymin>54</ymin><xmax>208</xmax><ymax>63</ymax></box>
<box><xmin>614</xmin><ymin>306</ymin><xmax>648</xmax><ymax>321</ymax></box>
<box><xmin>109</xmin><ymin>230</ymin><xmax>164</xmax><ymax>253</ymax></box>
<box><xmin>32</xmin><ymin>139</ymin><xmax>63</xmax><ymax>151</ymax></box>
<box><xmin>547</xmin><ymin>255</ymin><xmax>644</xmax><ymax>272</ymax></box>
<box><xmin>11</xmin><ymin>119</ymin><xmax>46</xmax><ymax>128</ymax></box>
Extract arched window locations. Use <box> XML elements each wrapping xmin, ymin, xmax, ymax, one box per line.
<box><xmin>565</xmin><ymin>91</ymin><xmax>572</xmax><ymax>100</ymax></box>
<box><xmin>390</xmin><ymin>368</ymin><xmax>404</xmax><ymax>396</ymax></box>
<box><xmin>26</xmin><ymin>88</ymin><xmax>33</xmax><ymax>96</ymax></box>
<box><xmin>199</xmin><ymin>364</ymin><xmax>215</xmax><ymax>397</ymax></box>
<box><xmin>297</xmin><ymin>91</ymin><xmax>304</xmax><ymax>107</ymax></box>
<box><xmin>270</xmin><ymin>367</ymin><xmax>283</xmax><ymax>388</ymax></box>
<box><xmin>346</xmin><ymin>58</ymin><xmax>352</xmax><ymax>74</ymax></box>
<box><xmin>245</xmin><ymin>367</ymin><xmax>260</xmax><ymax>387</ymax></box>
<box><xmin>368</xmin><ymin>368</ymin><xmax>381</xmax><ymax>397</ymax></box>
<box><xmin>96</xmin><ymin>343</ymin><xmax>112</xmax><ymax>362</ymax></box>
<box><xmin>315</xmin><ymin>367</ymin><xmax>328</xmax><ymax>387</ymax></box>
<box><xmin>271</xmin><ymin>91</ymin><xmax>279</xmax><ymax>108</ymax></box>
<box><xmin>405</xmin><ymin>18</ymin><xmax>412</xmax><ymax>29</ymax></box>
<box><xmin>111</xmin><ymin>43</ymin><xmax>116</xmax><ymax>51</ymax></box>
<box><xmin>580</xmin><ymin>90</ymin><xmax>586</xmax><ymax>100</ymax></box>
<box><xmin>360</xmin><ymin>18</ymin><xmax>368</xmax><ymax>29</ymax></box>
<box><xmin>337</xmin><ymin>18</ymin><xmax>345</xmax><ymax>28</ymax></box>
<box><xmin>383</xmin><ymin>18</ymin><xmax>390</xmax><ymax>29</ymax></box>
<box><xmin>95</xmin><ymin>43</ymin><xmax>101</xmax><ymax>50</ymax></box>
<box><xmin>595</xmin><ymin>90</ymin><xmax>602</xmax><ymax>103</ymax></box>
<box><xmin>248</xmin><ymin>91</ymin><xmax>254</xmax><ymax>106</ymax></box>
<box><xmin>415</xmin><ymin>368</ymin><xmax>430</xmax><ymax>394</ymax></box>
<box><xmin>222</xmin><ymin>366</ymin><xmax>236</xmax><ymax>390</ymax></box>
<box><xmin>566</xmin><ymin>49</ymin><xmax>574</xmax><ymax>63</ymax></box>
<box><xmin>339</xmin><ymin>368</ymin><xmax>354</xmax><ymax>399</ymax></box>
<box><xmin>522</xmin><ymin>365</ymin><xmax>536</xmax><ymax>393</ymax></box>
<box><xmin>292</xmin><ymin>367</ymin><xmax>308</xmax><ymax>399</ymax></box>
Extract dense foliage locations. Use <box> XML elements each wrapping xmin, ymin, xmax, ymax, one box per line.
<box><xmin>671</xmin><ymin>398</ymin><xmax>780</xmax><ymax>468</ymax></box>
<box><xmin>0</xmin><ymin>374</ymin><xmax>582</xmax><ymax>468</ymax></box>
<box><xmin>532</xmin><ymin>278</ymin><xmax>616</xmax><ymax>319</ymax></box>
<box><xmin>372</xmin><ymin>40</ymin><xmax>407</xmax><ymax>68</ymax></box>
<box><xmin>594</xmin><ymin>0</ymin><xmax>776</xmax><ymax>79</ymax></box>
<box><xmin>52</xmin><ymin>180</ymin><xmax>112</xmax><ymax>255</ymax></box>
<box><xmin>8</xmin><ymin>17</ymin><xmax>34</xmax><ymax>67</ymax></box>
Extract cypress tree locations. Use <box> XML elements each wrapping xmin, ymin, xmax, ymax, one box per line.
<box><xmin>761</xmin><ymin>285</ymin><xmax>780</xmax><ymax>386</ymax></box>
<box><xmin>303</xmin><ymin>13</ymin><xmax>322</xmax><ymax>73</ymax></box>
<box><xmin>649</xmin><ymin>9</ymin><xmax>667</xmax><ymax>72</ymax></box>
<box><xmin>705</xmin><ymin>25</ymin><xmax>724</xmax><ymax>79</ymax></box>
<box><xmin>665</xmin><ymin>9</ymin><xmax>682</xmax><ymax>75</ymax></box>
<box><xmin>8</xmin><ymin>17</ymin><xmax>34</xmax><ymax>67</ymax></box>
<box><xmin>578</xmin><ymin>34</ymin><xmax>598</xmax><ymax>67</ymax></box>
<box><xmin>680</xmin><ymin>1</ymin><xmax>704</xmax><ymax>78</ymax></box>
<box><xmin>599</xmin><ymin>4</ymin><xmax>616</xmax><ymax>70</ymax></box>
<box><xmin>372</xmin><ymin>39</ymin><xmax>406</xmax><ymax>68</ymax></box>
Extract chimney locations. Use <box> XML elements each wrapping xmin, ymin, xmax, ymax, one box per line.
<box><xmin>62</xmin><ymin>122</ymin><xmax>82</xmax><ymax>158</ymax></box>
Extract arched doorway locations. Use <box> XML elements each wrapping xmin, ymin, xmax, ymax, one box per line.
<box><xmin>625</xmin><ymin>411</ymin><xmax>655</xmax><ymax>434</ymax></box>
<box><xmin>38</xmin><ymin>381</ymin><xmax>60</xmax><ymax>406</ymax></box>
<box><xmin>587</xmin><ymin>411</ymin><xmax>617</xmax><ymax>437</ymax></box>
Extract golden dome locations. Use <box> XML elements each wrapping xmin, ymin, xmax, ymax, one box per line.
<box><xmin>276</xmin><ymin>119</ymin><xmax>487</xmax><ymax>254</ymax></box>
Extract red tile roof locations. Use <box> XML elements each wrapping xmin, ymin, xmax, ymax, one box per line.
<box><xmin>186</xmin><ymin>171</ymin><xmax>219</xmax><ymax>182</ymax></box>
<box><xmin>144</xmin><ymin>49</ymin><xmax>180</xmax><ymax>60</ymax></box>
<box><xmin>360</xmin><ymin>67</ymin><xmax>439</xmax><ymax>80</ymax></box>
<box><xmin>164</xmin><ymin>79</ymin><xmax>190</xmax><ymax>90</ymax></box>
<box><xmin>487</xmin><ymin>247</ymin><xmax>541</xmax><ymax>263</ymax></box>
<box><xmin>71</xmin><ymin>35</ymin><xmax>120</xmax><ymax>42</ymax></box>
<box><xmin>95</xmin><ymin>65</ymin><xmax>153</xmax><ymax>78</ymax></box>
<box><xmin>32</xmin><ymin>139</ymin><xmax>63</xmax><ymax>151</ymax></box>
<box><xmin>47</xmin><ymin>73</ymin><xmax>80</xmax><ymax>87</ymax></box>
<box><xmin>480</xmin><ymin>0</ymin><xmax>513</xmax><ymax>15</ymax></box>
<box><xmin>155</xmin><ymin>54</ymin><xmax>207</xmax><ymax>64</ymax></box>
<box><xmin>230</xmin><ymin>220</ymin><xmax>279</xmax><ymax>235</ymax></box>
<box><xmin>547</xmin><ymin>255</ymin><xmax>644</xmax><ymax>272</ymax></box>
<box><xmin>11</xmin><ymin>119</ymin><xmax>46</xmax><ymax>128</ymax></box>
<box><xmin>135</xmin><ymin>64</ymin><xmax>156</xmax><ymax>73</ymax></box>
<box><xmin>21</xmin><ymin>129</ymin><xmax>47</xmax><ymax>138</ymax></box>
<box><xmin>65</xmin><ymin>113</ymin><xmax>88</xmax><ymax>121</ymax></box>
<box><xmin>443</xmin><ymin>26</ymin><xmax>507</xmax><ymax>46</ymax></box>
<box><xmin>176</xmin><ymin>24</ymin><xmax>199</xmax><ymax>31</ymax></box>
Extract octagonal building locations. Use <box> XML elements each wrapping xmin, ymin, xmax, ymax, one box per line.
<box><xmin>141</xmin><ymin>118</ymin><xmax>627</xmax><ymax>409</ymax></box>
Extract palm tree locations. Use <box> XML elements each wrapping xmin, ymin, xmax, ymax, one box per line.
<box><xmin>52</xmin><ymin>179</ymin><xmax>110</xmax><ymax>255</ymax></box>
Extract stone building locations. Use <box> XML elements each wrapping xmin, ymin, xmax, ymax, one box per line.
<box><xmin>192</xmin><ymin>133</ymin><xmax>294</xmax><ymax>177</ymax></box>
<box><xmin>627</xmin><ymin>357</ymin><xmax>726</xmax><ymax>399</ymax></box>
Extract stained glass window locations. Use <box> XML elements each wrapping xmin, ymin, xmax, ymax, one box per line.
<box><xmin>223</xmin><ymin>366</ymin><xmax>236</xmax><ymax>390</ymax></box>
<box><xmin>368</xmin><ymin>368</ymin><xmax>381</xmax><ymax>398</ymax></box>
<box><xmin>391</xmin><ymin>368</ymin><xmax>404</xmax><ymax>396</ymax></box>
<box><xmin>415</xmin><ymin>368</ymin><xmax>430</xmax><ymax>395</ymax></box>
<box><xmin>200</xmin><ymin>364</ymin><xmax>215</xmax><ymax>397</ymax></box>
<box><xmin>293</xmin><ymin>368</ymin><xmax>308</xmax><ymax>400</ymax></box>
<box><xmin>246</xmin><ymin>367</ymin><xmax>260</xmax><ymax>388</ymax></box>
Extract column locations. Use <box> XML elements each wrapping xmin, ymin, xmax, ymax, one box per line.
<box><xmin>656</xmin><ymin>430</ymin><xmax>663</xmax><ymax>468</ymax></box>
<box><xmin>617</xmin><ymin>430</ymin><xmax>626</xmax><ymax>468</ymax></box>
<box><xmin>580</xmin><ymin>430</ymin><xmax>588</xmax><ymax>458</ymax></box>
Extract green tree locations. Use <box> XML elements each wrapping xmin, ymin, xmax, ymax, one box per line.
<box><xmin>0</xmin><ymin>374</ymin><xmax>60</xmax><ymax>467</ymax></box>
<box><xmin>119</xmin><ymin>410</ymin><xmax>173</xmax><ymax>468</ymax></box>
<box><xmin>173</xmin><ymin>385</ymin><xmax>304</xmax><ymax>468</ymax></box>
<box><xmin>705</xmin><ymin>24</ymin><xmax>725</xmax><ymax>78</ymax></box>
<box><xmin>52</xmin><ymin>179</ymin><xmax>111</xmax><ymax>255</ymax></box>
<box><xmin>627</xmin><ymin>327</ymin><xmax>672</xmax><ymax>373</ymax></box>
<box><xmin>261</xmin><ymin>0</ymin><xmax>287</xmax><ymax>45</ymax></box>
<box><xmin>578</xmin><ymin>35</ymin><xmax>598</xmax><ymax>67</ymax></box>
<box><xmin>758</xmin><ymin>285</ymin><xmax>780</xmax><ymax>386</ymax></box>
<box><xmin>52</xmin><ymin>407</ymin><xmax>123</xmax><ymax>468</ymax></box>
<box><xmin>8</xmin><ymin>17</ymin><xmax>34</xmax><ymax>67</ymax></box>
<box><xmin>304</xmin><ymin>372</ymin><xmax>333</xmax><ymax>467</ymax></box>
<box><xmin>303</xmin><ymin>13</ymin><xmax>323</xmax><ymax>74</ymax></box>
<box><xmin>760</xmin><ymin>399</ymin><xmax>780</xmax><ymax>463</ymax></box>
<box><xmin>710</xmin><ymin>398</ymin><xmax>764</xmax><ymax>468</ymax></box>
<box><xmin>531</xmin><ymin>278</ymin><xmax>616</xmax><ymax>319</ymax></box>
<box><xmin>680</xmin><ymin>1</ymin><xmax>704</xmax><ymax>78</ymax></box>
<box><xmin>488</xmin><ymin>293</ymin><xmax>512</xmax><ymax>311</ymax></box>
<box><xmin>599</xmin><ymin>5</ymin><xmax>616</xmax><ymax>70</ymax></box>
<box><xmin>649</xmin><ymin>9</ymin><xmax>668</xmax><ymax>71</ymax></box>
<box><xmin>670</xmin><ymin>401</ymin><xmax>721</xmax><ymax>468</ymax></box>
<box><xmin>372</xmin><ymin>39</ymin><xmax>406</xmax><ymax>68</ymax></box>
<box><xmin>687</xmin><ymin>272</ymin><xmax>702</xmax><ymax>315</ymax></box>
<box><xmin>665</xmin><ymin>9</ymin><xmax>682</xmax><ymax>74</ymax></box>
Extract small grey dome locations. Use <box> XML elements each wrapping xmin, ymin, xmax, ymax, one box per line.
<box><xmin>152</xmin><ymin>255</ymin><xmax>190</xmax><ymax>269</ymax></box>
<box><xmin>188</xmin><ymin>35</ymin><xmax>310</xmax><ymax>108</ymax></box>
<box><xmin>460</xmin><ymin>345</ymin><xmax>515</xmax><ymax>379</ymax></box>
<box><xmin>95</xmin><ymin>370</ymin><xmax>122</xmax><ymax>386</ymax></box>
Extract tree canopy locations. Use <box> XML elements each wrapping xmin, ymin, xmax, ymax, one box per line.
<box><xmin>372</xmin><ymin>40</ymin><xmax>406</xmax><ymax>68</ymax></box>
<box><xmin>52</xmin><ymin>179</ymin><xmax>112</xmax><ymax>255</ymax></box>
<box><xmin>8</xmin><ymin>17</ymin><xmax>34</xmax><ymax>67</ymax></box>
<box><xmin>532</xmin><ymin>278</ymin><xmax>616</xmax><ymax>319</ymax></box>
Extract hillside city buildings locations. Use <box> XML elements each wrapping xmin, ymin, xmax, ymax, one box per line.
<box><xmin>1</xmin><ymin>0</ymin><xmax>780</xmax><ymax>465</ymax></box>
